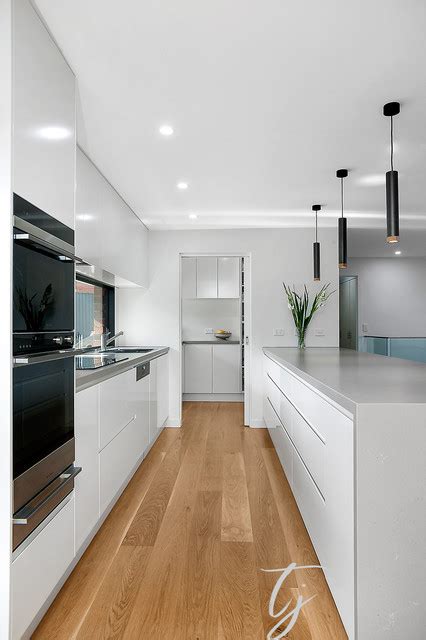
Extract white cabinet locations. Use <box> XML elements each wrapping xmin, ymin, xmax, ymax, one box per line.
<box><xmin>184</xmin><ymin>344</ymin><xmax>241</xmax><ymax>394</ymax></box>
<box><xmin>196</xmin><ymin>257</ymin><xmax>217</xmax><ymax>298</ymax></box>
<box><xmin>217</xmin><ymin>257</ymin><xmax>240</xmax><ymax>298</ymax></box>
<box><xmin>157</xmin><ymin>354</ymin><xmax>169</xmax><ymax>429</ymax></box>
<box><xmin>132</xmin><ymin>364</ymin><xmax>150</xmax><ymax>455</ymax></box>
<box><xmin>99</xmin><ymin>369</ymin><xmax>135</xmax><ymax>450</ymax></box>
<box><xmin>13</xmin><ymin>0</ymin><xmax>75</xmax><ymax>229</ymax></box>
<box><xmin>212</xmin><ymin>344</ymin><xmax>241</xmax><ymax>393</ymax></box>
<box><xmin>182</xmin><ymin>256</ymin><xmax>240</xmax><ymax>299</ymax></box>
<box><xmin>75</xmin><ymin>386</ymin><xmax>99</xmax><ymax>552</ymax></box>
<box><xmin>181</xmin><ymin>257</ymin><xmax>197</xmax><ymax>298</ymax></box>
<box><xmin>11</xmin><ymin>497</ymin><xmax>75</xmax><ymax>640</ymax></box>
<box><xmin>99</xmin><ymin>417</ymin><xmax>140</xmax><ymax>515</ymax></box>
<box><xmin>184</xmin><ymin>344</ymin><xmax>213</xmax><ymax>393</ymax></box>
<box><xmin>76</xmin><ymin>148</ymin><xmax>148</xmax><ymax>287</ymax></box>
<box><xmin>149</xmin><ymin>358</ymin><xmax>158</xmax><ymax>443</ymax></box>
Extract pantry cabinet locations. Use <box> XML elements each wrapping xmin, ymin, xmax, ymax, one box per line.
<box><xmin>184</xmin><ymin>344</ymin><xmax>241</xmax><ymax>394</ymax></box>
<box><xmin>13</xmin><ymin>0</ymin><xmax>76</xmax><ymax>229</ymax></box>
<box><xmin>181</xmin><ymin>257</ymin><xmax>240</xmax><ymax>299</ymax></box>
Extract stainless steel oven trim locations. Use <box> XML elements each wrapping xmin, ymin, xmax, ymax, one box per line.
<box><xmin>14</xmin><ymin>229</ymin><xmax>89</xmax><ymax>266</ymax></box>
<box><xmin>14</xmin><ymin>438</ymin><xmax>75</xmax><ymax>512</ymax></box>
<box><xmin>14</xmin><ymin>215</ymin><xmax>75</xmax><ymax>255</ymax></box>
<box><xmin>13</xmin><ymin>348</ymin><xmax>86</xmax><ymax>366</ymax></box>
<box><xmin>13</xmin><ymin>466</ymin><xmax>81</xmax><ymax>524</ymax></box>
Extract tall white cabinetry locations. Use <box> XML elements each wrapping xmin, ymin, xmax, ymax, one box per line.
<box><xmin>76</xmin><ymin>148</ymin><xmax>148</xmax><ymax>287</ymax></box>
<box><xmin>181</xmin><ymin>257</ymin><xmax>240</xmax><ymax>299</ymax></box>
<box><xmin>13</xmin><ymin>0</ymin><xmax>76</xmax><ymax>229</ymax></box>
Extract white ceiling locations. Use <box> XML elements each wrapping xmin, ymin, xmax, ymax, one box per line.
<box><xmin>35</xmin><ymin>0</ymin><xmax>426</xmax><ymax>244</ymax></box>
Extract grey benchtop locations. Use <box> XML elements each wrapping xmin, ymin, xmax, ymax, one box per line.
<box><xmin>182</xmin><ymin>340</ymin><xmax>240</xmax><ymax>345</ymax></box>
<box><xmin>263</xmin><ymin>347</ymin><xmax>426</xmax><ymax>412</ymax></box>
<box><xmin>76</xmin><ymin>347</ymin><xmax>169</xmax><ymax>392</ymax></box>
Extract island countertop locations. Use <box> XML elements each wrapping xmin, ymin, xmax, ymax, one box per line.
<box><xmin>263</xmin><ymin>347</ymin><xmax>426</xmax><ymax>413</ymax></box>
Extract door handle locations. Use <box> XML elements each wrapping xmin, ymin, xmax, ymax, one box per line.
<box><xmin>13</xmin><ymin>466</ymin><xmax>82</xmax><ymax>525</ymax></box>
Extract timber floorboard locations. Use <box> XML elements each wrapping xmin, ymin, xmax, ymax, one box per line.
<box><xmin>32</xmin><ymin>402</ymin><xmax>347</xmax><ymax>640</ymax></box>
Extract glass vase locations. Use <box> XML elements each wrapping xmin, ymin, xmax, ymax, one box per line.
<box><xmin>297</xmin><ymin>328</ymin><xmax>306</xmax><ymax>349</ymax></box>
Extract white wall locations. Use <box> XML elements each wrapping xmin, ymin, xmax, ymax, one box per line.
<box><xmin>117</xmin><ymin>228</ymin><xmax>339</xmax><ymax>427</ymax></box>
<box><xmin>182</xmin><ymin>298</ymin><xmax>240</xmax><ymax>342</ymax></box>
<box><xmin>0</xmin><ymin>1</ymin><xmax>12</xmax><ymax>636</ymax></box>
<box><xmin>348</xmin><ymin>258</ymin><xmax>426</xmax><ymax>337</ymax></box>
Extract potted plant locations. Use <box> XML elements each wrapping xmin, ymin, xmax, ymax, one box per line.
<box><xmin>283</xmin><ymin>283</ymin><xmax>334</xmax><ymax>349</ymax></box>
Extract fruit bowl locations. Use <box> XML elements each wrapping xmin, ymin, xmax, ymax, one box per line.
<box><xmin>214</xmin><ymin>330</ymin><xmax>232</xmax><ymax>340</ymax></box>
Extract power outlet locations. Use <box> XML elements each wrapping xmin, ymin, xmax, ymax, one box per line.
<box><xmin>273</xmin><ymin>328</ymin><xmax>285</xmax><ymax>336</ymax></box>
<box><xmin>314</xmin><ymin>328</ymin><xmax>325</xmax><ymax>336</ymax></box>
<box><xmin>205</xmin><ymin>328</ymin><xmax>214</xmax><ymax>334</ymax></box>
<box><xmin>362</xmin><ymin>323</ymin><xmax>368</xmax><ymax>333</ymax></box>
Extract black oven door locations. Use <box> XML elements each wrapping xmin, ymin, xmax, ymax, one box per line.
<box><xmin>13</xmin><ymin>355</ymin><xmax>75</xmax><ymax>511</ymax></box>
<box><xmin>13</xmin><ymin>231</ymin><xmax>75</xmax><ymax>333</ymax></box>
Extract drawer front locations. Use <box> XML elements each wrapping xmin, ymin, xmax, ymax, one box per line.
<box><xmin>292</xmin><ymin>409</ymin><xmax>325</xmax><ymax>497</ymax></box>
<box><xmin>265</xmin><ymin>356</ymin><xmax>281</xmax><ymax>387</ymax></box>
<box><xmin>266</xmin><ymin>373</ymin><xmax>281</xmax><ymax>417</ymax></box>
<box><xmin>271</xmin><ymin>421</ymin><xmax>293</xmax><ymax>488</ymax></box>
<box><xmin>99</xmin><ymin>369</ymin><xmax>136</xmax><ymax>450</ymax></box>
<box><xmin>12</xmin><ymin>497</ymin><xmax>74</xmax><ymax>640</ymax></box>
<box><xmin>99</xmin><ymin>416</ymin><xmax>140</xmax><ymax>515</ymax></box>
<box><xmin>279</xmin><ymin>390</ymin><xmax>293</xmax><ymax>438</ymax></box>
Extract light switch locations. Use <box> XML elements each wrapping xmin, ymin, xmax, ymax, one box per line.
<box><xmin>205</xmin><ymin>328</ymin><xmax>214</xmax><ymax>334</ymax></box>
<box><xmin>273</xmin><ymin>328</ymin><xmax>285</xmax><ymax>336</ymax></box>
<box><xmin>314</xmin><ymin>328</ymin><xmax>325</xmax><ymax>336</ymax></box>
<box><xmin>362</xmin><ymin>323</ymin><xmax>368</xmax><ymax>333</ymax></box>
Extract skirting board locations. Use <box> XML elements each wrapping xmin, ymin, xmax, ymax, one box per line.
<box><xmin>183</xmin><ymin>393</ymin><xmax>244</xmax><ymax>402</ymax></box>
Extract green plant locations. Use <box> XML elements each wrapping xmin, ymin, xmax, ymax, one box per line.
<box><xmin>283</xmin><ymin>283</ymin><xmax>335</xmax><ymax>348</ymax></box>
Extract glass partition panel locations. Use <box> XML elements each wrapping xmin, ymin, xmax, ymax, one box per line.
<box><xmin>389</xmin><ymin>338</ymin><xmax>426</xmax><ymax>363</ymax></box>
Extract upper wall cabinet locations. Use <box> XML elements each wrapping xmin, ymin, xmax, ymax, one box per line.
<box><xmin>182</xmin><ymin>257</ymin><xmax>240</xmax><ymax>299</ymax></box>
<box><xmin>13</xmin><ymin>0</ymin><xmax>76</xmax><ymax>229</ymax></box>
<box><xmin>76</xmin><ymin>149</ymin><xmax>148</xmax><ymax>288</ymax></box>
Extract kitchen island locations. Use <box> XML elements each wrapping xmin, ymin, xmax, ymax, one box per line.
<box><xmin>263</xmin><ymin>347</ymin><xmax>426</xmax><ymax>640</ymax></box>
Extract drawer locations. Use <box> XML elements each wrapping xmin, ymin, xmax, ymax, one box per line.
<box><xmin>266</xmin><ymin>373</ymin><xmax>281</xmax><ymax>417</ymax></box>
<box><xmin>279</xmin><ymin>390</ymin><xmax>293</xmax><ymax>437</ymax></box>
<box><xmin>292</xmin><ymin>449</ymin><xmax>326</xmax><ymax>561</ymax></box>
<box><xmin>99</xmin><ymin>416</ymin><xmax>141</xmax><ymax>515</ymax></box>
<box><xmin>290</xmin><ymin>373</ymin><xmax>349</xmax><ymax>442</ymax></box>
<box><xmin>265</xmin><ymin>356</ymin><xmax>281</xmax><ymax>387</ymax></box>
<box><xmin>292</xmin><ymin>409</ymin><xmax>325</xmax><ymax>497</ymax></box>
<box><xmin>12</xmin><ymin>497</ymin><xmax>75</xmax><ymax>640</ymax></box>
<box><xmin>99</xmin><ymin>368</ymin><xmax>136</xmax><ymax>449</ymax></box>
<box><xmin>271</xmin><ymin>421</ymin><xmax>293</xmax><ymax>488</ymax></box>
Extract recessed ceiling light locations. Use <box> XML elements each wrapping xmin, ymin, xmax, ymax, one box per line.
<box><xmin>159</xmin><ymin>124</ymin><xmax>174</xmax><ymax>136</ymax></box>
<box><xmin>177</xmin><ymin>182</ymin><xmax>188</xmax><ymax>190</ymax></box>
<box><xmin>188</xmin><ymin>213</ymin><xmax>198</xmax><ymax>219</ymax></box>
<box><xmin>357</xmin><ymin>174</ymin><xmax>386</xmax><ymax>187</ymax></box>
<box><xmin>77</xmin><ymin>213</ymin><xmax>93</xmax><ymax>221</ymax></box>
<box><xmin>38</xmin><ymin>126</ymin><xmax>72</xmax><ymax>140</ymax></box>
<box><xmin>394</xmin><ymin>250</ymin><xmax>401</xmax><ymax>255</ymax></box>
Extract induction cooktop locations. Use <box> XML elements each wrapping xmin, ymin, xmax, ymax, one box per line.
<box><xmin>75</xmin><ymin>354</ymin><xmax>129</xmax><ymax>370</ymax></box>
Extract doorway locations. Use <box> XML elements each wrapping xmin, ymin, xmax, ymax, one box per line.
<box><xmin>339</xmin><ymin>275</ymin><xmax>358</xmax><ymax>350</ymax></box>
<box><xmin>179</xmin><ymin>254</ymin><xmax>251</xmax><ymax>426</ymax></box>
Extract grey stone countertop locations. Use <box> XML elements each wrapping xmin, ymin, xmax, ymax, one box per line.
<box><xmin>76</xmin><ymin>347</ymin><xmax>169</xmax><ymax>392</ymax></box>
<box><xmin>182</xmin><ymin>340</ymin><xmax>240</xmax><ymax>344</ymax></box>
<box><xmin>263</xmin><ymin>347</ymin><xmax>426</xmax><ymax>413</ymax></box>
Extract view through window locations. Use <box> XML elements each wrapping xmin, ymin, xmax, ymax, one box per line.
<box><xmin>75</xmin><ymin>277</ymin><xmax>114</xmax><ymax>348</ymax></box>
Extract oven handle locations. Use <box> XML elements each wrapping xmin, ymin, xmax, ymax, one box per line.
<box><xmin>13</xmin><ymin>466</ymin><xmax>82</xmax><ymax>525</ymax></box>
<box><xmin>13</xmin><ymin>231</ymin><xmax>89</xmax><ymax>266</ymax></box>
<box><xmin>13</xmin><ymin>348</ymin><xmax>86</xmax><ymax>366</ymax></box>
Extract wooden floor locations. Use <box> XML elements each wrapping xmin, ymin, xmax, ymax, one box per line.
<box><xmin>33</xmin><ymin>402</ymin><xmax>347</xmax><ymax>639</ymax></box>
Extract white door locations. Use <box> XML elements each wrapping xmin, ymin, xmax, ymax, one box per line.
<box><xmin>184</xmin><ymin>344</ymin><xmax>213</xmax><ymax>393</ymax></box>
<box><xmin>212</xmin><ymin>345</ymin><xmax>241</xmax><ymax>393</ymax></box>
<box><xmin>181</xmin><ymin>257</ymin><xmax>197</xmax><ymax>298</ymax></box>
<box><xmin>156</xmin><ymin>354</ymin><xmax>169</xmax><ymax>428</ymax></box>
<box><xmin>196</xmin><ymin>257</ymin><xmax>217</xmax><ymax>298</ymax></box>
<box><xmin>217</xmin><ymin>257</ymin><xmax>240</xmax><ymax>298</ymax></box>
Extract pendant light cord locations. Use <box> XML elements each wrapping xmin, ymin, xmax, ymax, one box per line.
<box><xmin>341</xmin><ymin>178</ymin><xmax>344</xmax><ymax>218</ymax></box>
<box><xmin>315</xmin><ymin>211</ymin><xmax>318</xmax><ymax>242</ymax></box>
<box><xmin>390</xmin><ymin>115</ymin><xmax>394</xmax><ymax>171</ymax></box>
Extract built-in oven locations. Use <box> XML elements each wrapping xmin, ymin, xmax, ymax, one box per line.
<box><xmin>12</xmin><ymin>194</ymin><xmax>85</xmax><ymax>550</ymax></box>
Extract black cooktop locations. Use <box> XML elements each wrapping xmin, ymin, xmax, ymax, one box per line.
<box><xmin>75</xmin><ymin>354</ymin><xmax>129</xmax><ymax>370</ymax></box>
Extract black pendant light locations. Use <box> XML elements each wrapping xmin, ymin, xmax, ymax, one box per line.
<box><xmin>312</xmin><ymin>204</ymin><xmax>321</xmax><ymax>281</ymax></box>
<box><xmin>383</xmin><ymin>101</ymin><xmax>400</xmax><ymax>244</ymax></box>
<box><xmin>336</xmin><ymin>169</ymin><xmax>348</xmax><ymax>268</ymax></box>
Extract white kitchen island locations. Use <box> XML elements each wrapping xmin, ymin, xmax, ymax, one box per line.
<box><xmin>263</xmin><ymin>347</ymin><xmax>426</xmax><ymax>640</ymax></box>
